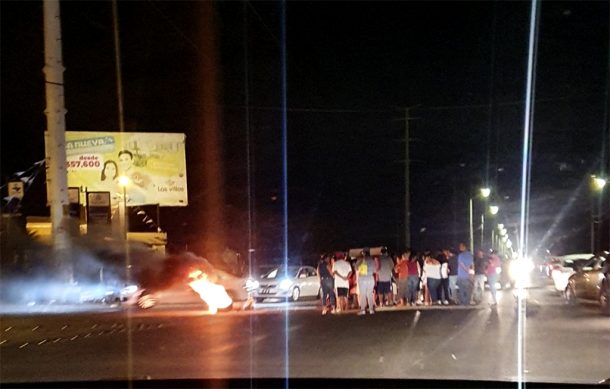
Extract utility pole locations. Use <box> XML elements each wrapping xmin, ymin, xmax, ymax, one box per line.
<box><xmin>43</xmin><ymin>0</ymin><xmax>70</xmax><ymax>279</ymax></box>
<box><xmin>401</xmin><ymin>105</ymin><xmax>419</xmax><ymax>249</ymax></box>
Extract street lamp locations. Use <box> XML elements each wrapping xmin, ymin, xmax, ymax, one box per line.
<box><xmin>592</xmin><ymin>176</ymin><xmax>607</xmax><ymax>191</ymax></box>
<box><xmin>118</xmin><ymin>175</ymin><xmax>129</xmax><ymax>239</ymax></box>
<box><xmin>469</xmin><ymin>187</ymin><xmax>492</xmax><ymax>252</ymax></box>
<box><xmin>489</xmin><ymin>205</ymin><xmax>499</xmax><ymax>215</ymax></box>
<box><xmin>590</xmin><ymin>175</ymin><xmax>607</xmax><ymax>252</ymax></box>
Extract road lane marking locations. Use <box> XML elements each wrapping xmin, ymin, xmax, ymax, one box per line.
<box><xmin>53</xmin><ymin>338</ymin><xmax>61</xmax><ymax>343</ymax></box>
<box><xmin>4</xmin><ymin>327</ymin><xmax>12</xmax><ymax>332</ymax></box>
<box><xmin>0</xmin><ymin>340</ymin><xmax>7</xmax><ymax>345</ymax></box>
<box><xmin>19</xmin><ymin>342</ymin><xmax>28</xmax><ymax>349</ymax></box>
<box><xmin>70</xmin><ymin>335</ymin><xmax>79</xmax><ymax>340</ymax></box>
<box><xmin>37</xmin><ymin>339</ymin><xmax>47</xmax><ymax>346</ymax></box>
<box><xmin>32</xmin><ymin>326</ymin><xmax>40</xmax><ymax>331</ymax></box>
<box><xmin>61</xmin><ymin>325</ymin><xmax>68</xmax><ymax>330</ymax></box>
<box><xmin>84</xmin><ymin>333</ymin><xmax>92</xmax><ymax>338</ymax></box>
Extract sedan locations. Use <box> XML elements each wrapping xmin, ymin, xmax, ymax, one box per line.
<box><xmin>565</xmin><ymin>252</ymin><xmax>609</xmax><ymax>316</ymax></box>
<box><xmin>550</xmin><ymin>253</ymin><xmax>593</xmax><ymax>293</ymax></box>
<box><xmin>253</xmin><ymin>265</ymin><xmax>320</xmax><ymax>302</ymax></box>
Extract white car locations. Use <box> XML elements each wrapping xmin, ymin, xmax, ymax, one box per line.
<box><xmin>253</xmin><ymin>265</ymin><xmax>321</xmax><ymax>302</ymax></box>
<box><xmin>549</xmin><ymin>253</ymin><xmax>593</xmax><ymax>293</ymax></box>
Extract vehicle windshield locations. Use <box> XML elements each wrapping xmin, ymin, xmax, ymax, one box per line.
<box><xmin>1</xmin><ymin>0</ymin><xmax>609</xmax><ymax>387</ymax></box>
<box><xmin>261</xmin><ymin>266</ymin><xmax>300</xmax><ymax>279</ymax></box>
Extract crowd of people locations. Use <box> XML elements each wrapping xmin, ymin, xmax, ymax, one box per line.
<box><xmin>317</xmin><ymin>243</ymin><xmax>503</xmax><ymax>315</ymax></box>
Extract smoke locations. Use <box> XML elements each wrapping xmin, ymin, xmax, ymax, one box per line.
<box><xmin>0</xmin><ymin>231</ymin><xmax>220</xmax><ymax>307</ymax></box>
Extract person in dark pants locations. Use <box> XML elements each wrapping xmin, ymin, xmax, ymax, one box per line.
<box><xmin>456</xmin><ymin>243</ymin><xmax>474</xmax><ymax>305</ymax></box>
<box><xmin>439</xmin><ymin>250</ymin><xmax>451</xmax><ymax>305</ymax></box>
<box><xmin>317</xmin><ymin>254</ymin><xmax>336</xmax><ymax>315</ymax></box>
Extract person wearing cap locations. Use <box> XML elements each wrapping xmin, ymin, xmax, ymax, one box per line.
<box><xmin>356</xmin><ymin>247</ymin><xmax>377</xmax><ymax>315</ymax></box>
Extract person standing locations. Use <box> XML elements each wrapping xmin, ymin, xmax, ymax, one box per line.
<box><xmin>356</xmin><ymin>247</ymin><xmax>377</xmax><ymax>315</ymax></box>
<box><xmin>394</xmin><ymin>250</ymin><xmax>411</xmax><ymax>305</ymax></box>
<box><xmin>439</xmin><ymin>251</ymin><xmax>450</xmax><ymax>305</ymax></box>
<box><xmin>332</xmin><ymin>253</ymin><xmax>352</xmax><ymax>312</ymax></box>
<box><xmin>485</xmin><ymin>250</ymin><xmax>501</xmax><ymax>306</ymax></box>
<box><xmin>456</xmin><ymin>243</ymin><xmax>474</xmax><ymax>305</ymax></box>
<box><xmin>376</xmin><ymin>247</ymin><xmax>394</xmax><ymax>307</ymax></box>
<box><xmin>447</xmin><ymin>248</ymin><xmax>459</xmax><ymax>304</ymax></box>
<box><xmin>473</xmin><ymin>249</ymin><xmax>488</xmax><ymax>304</ymax></box>
<box><xmin>317</xmin><ymin>254</ymin><xmax>336</xmax><ymax>315</ymax></box>
<box><xmin>423</xmin><ymin>252</ymin><xmax>442</xmax><ymax>305</ymax></box>
<box><xmin>406</xmin><ymin>252</ymin><xmax>421</xmax><ymax>306</ymax></box>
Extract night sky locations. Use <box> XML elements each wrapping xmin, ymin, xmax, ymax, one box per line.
<box><xmin>2</xmin><ymin>1</ymin><xmax>609</xmax><ymax>264</ymax></box>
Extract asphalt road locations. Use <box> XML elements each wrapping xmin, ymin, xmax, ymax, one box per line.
<box><xmin>1</xmin><ymin>281</ymin><xmax>608</xmax><ymax>385</ymax></box>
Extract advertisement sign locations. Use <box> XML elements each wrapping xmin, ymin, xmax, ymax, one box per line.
<box><xmin>62</xmin><ymin>132</ymin><xmax>188</xmax><ymax>207</ymax></box>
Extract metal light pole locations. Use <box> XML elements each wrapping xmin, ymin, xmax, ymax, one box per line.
<box><xmin>469</xmin><ymin>187</ymin><xmax>491</xmax><ymax>253</ymax></box>
<box><xmin>118</xmin><ymin>176</ymin><xmax>129</xmax><ymax>240</ymax></box>
<box><xmin>591</xmin><ymin>176</ymin><xmax>607</xmax><ymax>252</ymax></box>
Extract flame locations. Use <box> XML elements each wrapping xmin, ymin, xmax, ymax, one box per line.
<box><xmin>187</xmin><ymin>269</ymin><xmax>232</xmax><ymax>314</ymax></box>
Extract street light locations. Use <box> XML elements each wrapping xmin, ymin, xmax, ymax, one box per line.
<box><xmin>469</xmin><ymin>186</ymin><xmax>492</xmax><ymax>253</ymax></box>
<box><xmin>592</xmin><ymin>176</ymin><xmax>607</xmax><ymax>190</ymax></box>
<box><xmin>118</xmin><ymin>175</ymin><xmax>129</xmax><ymax>239</ymax></box>
<box><xmin>489</xmin><ymin>205</ymin><xmax>499</xmax><ymax>215</ymax></box>
<box><xmin>590</xmin><ymin>175</ymin><xmax>607</xmax><ymax>252</ymax></box>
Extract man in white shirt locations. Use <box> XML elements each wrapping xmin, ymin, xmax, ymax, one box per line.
<box><xmin>332</xmin><ymin>254</ymin><xmax>352</xmax><ymax>312</ymax></box>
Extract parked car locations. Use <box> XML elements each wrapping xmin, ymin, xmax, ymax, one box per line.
<box><xmin>565</xmin><ymin>252</ymin><xmax>609</xmax><ymax>316</ymax></box>
<box><xmin>549</xmin><ymin>253</ymin><xmax>593</xmax><ymax>293</ymax></box>
<box><xmin>253</xmin><ymin>265</ymin><xmax>320</xmax><ymax>302</ymax></box>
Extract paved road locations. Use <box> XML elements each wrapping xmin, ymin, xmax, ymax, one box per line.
<box><xmin>1</xmin><ymin>283</ymin><xmax>608</xmax><ymax>385</ymax></box>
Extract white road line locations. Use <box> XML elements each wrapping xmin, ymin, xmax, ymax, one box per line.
<box><xmin>19</xmin><ymin>342</ymin><xmax>28</xmax><ymax>349</ymax></box>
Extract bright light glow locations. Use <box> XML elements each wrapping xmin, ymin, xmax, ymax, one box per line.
<box><xmin>506</xmin><ymin>240</ymin><xmax>513</xmax><ymax>249</ymax></box>
<box><xmin>509</xmin><ymin>257</ymin><xmax>534</xmax><ymax>284</ymax></box>
<box><xmin>118</xmin><ymin>175</ymin><xmax>130</xmax><ymax>187</ymax></box>
<box><xmin>279</xmin><ymin>278</ymin><xmax>292</xmax><ymax>290</ymax></box>
<box><xmin>501</xmin><ymin>235</ymin><xmax>508</xmax><ymax>243</ymax></box>
<box><xmin>187</xmin><ymin>270</ymin><xmax>232</xmax><ymax>314</ymax></box>
<box><xmin>592</xmin><ymin>176</ymin><xmax>607</xmax><ymax>191</ymax></box>
<box><xmin>489</xmin><ymin>205</ymin><xmax>499</xmax><ymax>215</ymax></box>
<box><xmin>495</xmin><ymin>267</ymin><xmax>502</xmax><ymax>275</ymax></box>
<box><xmin>480</xmin><ymin>187</ymin><xmax>491</xmax><ymax>198</ymax></box>
<box><xmin>497</xmin><ymin>223</ymin><xmax>504</xmax><ymax>230</ymax></box>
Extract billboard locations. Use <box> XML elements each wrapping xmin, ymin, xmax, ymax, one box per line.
<box><xmin>63</xmin><ymin>132</ymin><xmax>188</xmax><ymax>207</ymax></box>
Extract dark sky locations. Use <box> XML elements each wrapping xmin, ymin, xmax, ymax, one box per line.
<box><xmin>2</xmin><ymin>1</ymin><xmax>609</xmax><ymax>262</ymax></box>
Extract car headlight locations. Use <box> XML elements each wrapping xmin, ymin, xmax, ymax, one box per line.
<box><xmin>245</xmin><ymin>279</ymin><xmax>259</xmax><ymax>290</ymax></box>
<box><xmin>509</xmin><ymin>258</ymin><xmax>534</xmax><ymax>283</ymax></box>
<box><xmin>279</xmin><ymin>279</ymin><xmax>292</xmax><ymax>290</ymax></box>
